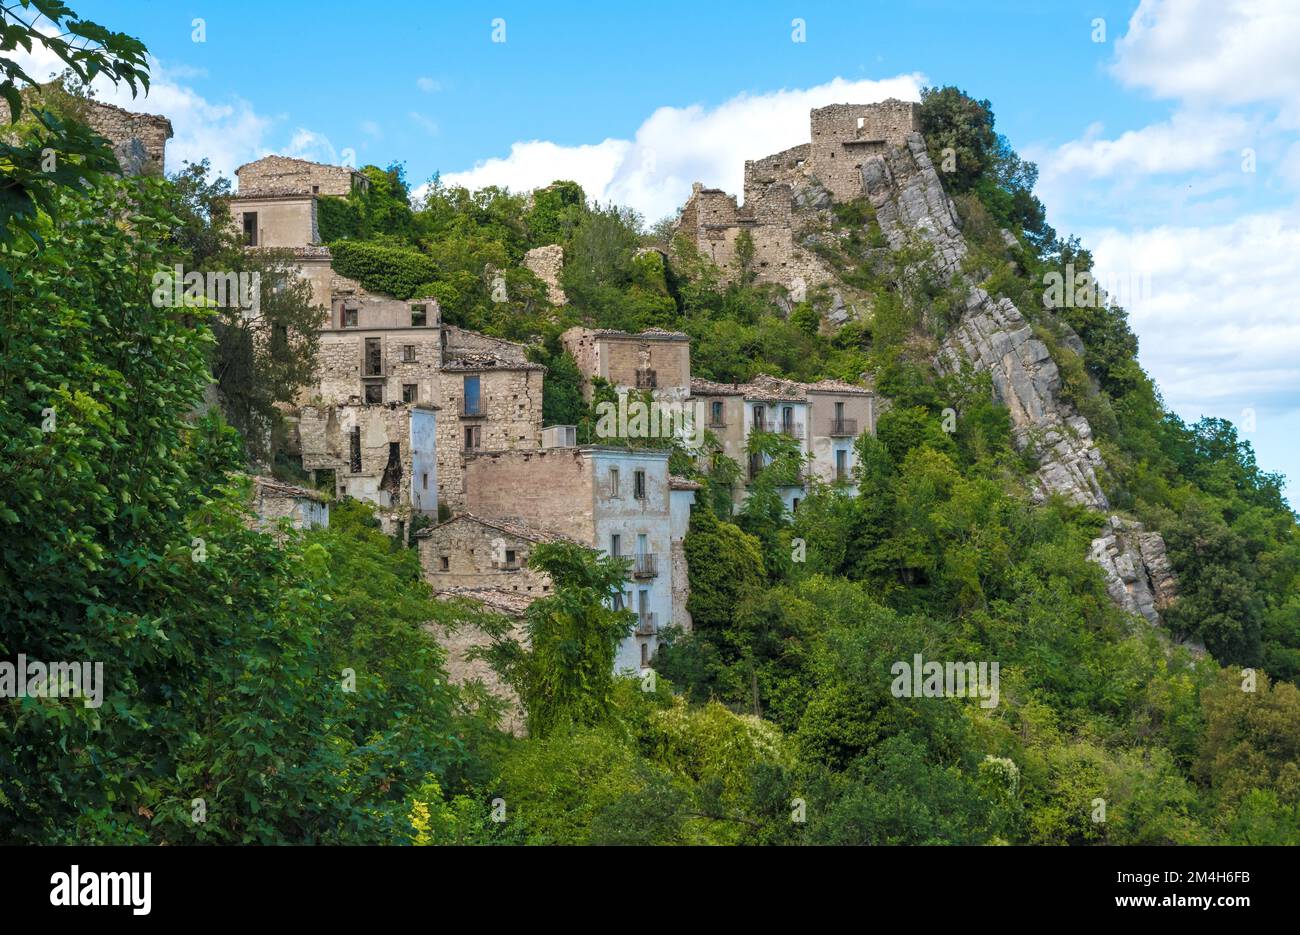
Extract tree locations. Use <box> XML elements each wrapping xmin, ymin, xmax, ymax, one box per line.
<box><xmin>476</xmin><ymin>542</ymin><xmax>633</xmax><ymax>738</ymax></box>
<box><xmin>0</xmin><ymin>1</ymin><xmax>150</xmax><ymax>283</ymax></box>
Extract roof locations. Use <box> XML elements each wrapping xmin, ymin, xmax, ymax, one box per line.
<box><xmin>669</xmin><ymin>475</ymin><xmax>704</xmax><ymax>491</ymax></box>
<box><xmin>691</xmin><ymin>373</ymin><xmax>871</xmax><ymax>401</ymax></box>
<box><xmin>252</xmin><ymin>476</ymin><xmax>327</xmax><ymax>502</ymax></box>
<box><xmin>436</xmin><ymin>587</ymin><xmax>537</xmax><ymax>617</ymax></box>
<box><xmin>415</xmin><ymin>512</ymin><xmax>582</xmax><ymax>546</ymax></box>
<box><xmin>566</xmin><ymin>326</ymin><xmax>689</xmax><ymax>342</ymax></box>
<box><xmin>440</xmin><ymin>356</ymin><xmax>546</xmax><ymax>372</ymax></box>
<box><xmin>234</xmin><ymin>153</ymin><xmax>362</xmax><ymax>176</ymax></box>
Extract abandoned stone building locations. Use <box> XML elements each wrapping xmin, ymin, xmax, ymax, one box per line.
<box><xmin>429</xmin><ymin>587</ymin><xmax>532</xmax><ymax>736</ymax></box>
<box><xmin>0</xmin><ymin>85</ymin><xmax>174</xmax><ymax>174</ymax></box>
<box><xmin>416</xmin><ymin>512</ymin><xmax>576</xmax><ymax>598</ymax></box>
<box><xmin>673</xmin><ymin>99</ymin><xmax>920</xmax><ymax>292</ymax></box>
<box><xmin>250</xmin><ymin>476</ymin><xmax>329</xmax><ymax>531</ymax></box>
<box><xmin>561</xmin><ymin>327</ymin><xmax>692</xmax><ymax>402</ymax></box>
<box><xmin>691</xmin><ymin>373</ymin><xmax>876</xmax><ymax>511</ymax></box>
<box><xmin>297</xmin><ymin>402</ymin><xmax>438</xmax><ymax>533</ymax></box>
<box><xmin>461</xmin><ymin>443</ymin><xmax>694</xmax><ymax>672</ymax></box>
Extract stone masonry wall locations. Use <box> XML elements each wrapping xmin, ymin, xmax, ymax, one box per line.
<box><xmin>464</xmin><ymin>449</ymin><xmax>597</xmax><ymax>542</ymax></box>
<box><xmin>237</xmin><ymin>155</ymin><xmax>358</xmax><ymax>196</ymax></box>
<box><xmin>418</xmin><ymin>520</ymin><xmax>554</xmax><ymax>597</ymax></box>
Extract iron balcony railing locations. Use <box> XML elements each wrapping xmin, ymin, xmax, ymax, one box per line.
<box><xmin>753</xmin><ymin>420</ymin><xmax>804</xmax><ymax>439</ymax></box>
<box><xmin>635</xmin><ymin>613</ymin><xmax>657</xmax><ymax>636</ymax></box>
<box><xmin>829</xmin><ymin>417</ymin><xmax>859</xmax><ymax>437</ymax></box>
<box><xmin>632</xmin><ymin>553</ymin><xmax>658</xmax><ymax>578</ymax></box>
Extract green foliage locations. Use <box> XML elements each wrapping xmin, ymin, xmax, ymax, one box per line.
<box><xmin>475</xmin><ymin>542</ymin><xmax>633</xmax><ymax>738</ymax></box>
<box><xmin>327</xmin><ymin>239</ymin><xmax>441</xmax><ymax>300</ymax></box>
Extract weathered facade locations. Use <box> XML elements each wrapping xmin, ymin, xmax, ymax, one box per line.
<box><xmin>561</xmin><ymin>327</ymin><xmax>692</xmax><ymax>401</ymax></box>
<box><xmin>430</xmin><ymin>587</ymin><xmax>531</xmax><ymax>736</ymax></box>
<box><xmin>462</xmin><ymin>445</ymin><xmax>680</xmax><ymax>671</ymax></box>
<box><xmin>250</xmin><ymin>476</ymin><xmax>329</xmax><ymax>531</ymax></box>
<box><xmin>0</xmin><ymin>88</ymin><xmax>174</xmax><ymax>174</ymax></box>
<box><xmin>416</xmin><ymin>512</ymin><xmax>572</xmax><ymax>598</ymax></box>
<box><xmin>691</xmin><ymin>373</ymin><xmax>876</xmax><ymax>510</ymax></box>
<box><xmin>298</xmin><ymin>402</ymin><xmax>438</xmax><ymax>529</ymax></box>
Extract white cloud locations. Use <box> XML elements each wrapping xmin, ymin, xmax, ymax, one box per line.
<box><xmin>1113</xmin><ymin>0</ymin><xmax>1300</xmax><ymax>111</ymax></box>
<box><xmin>416</xmin><ymin>77</ymin><xmax>440</xmax><ymax>93</ymax></box>
<box><xmin>1040</xmin><ymin>111</ymin><xmax>1253</xmax><ymax>181</ymax></box>
<box><xmin>1087</xmin><ymin>211</ymin><xmax>1300</xmax><ymax>416</ymax></box>
<box><xmin>408</xmin><ymin>112</ymin><xmax>439</xmax><ymax>137</ymax></box>
<box><xmin>438</xmin><ymin>74</ymin><xmax>925</xmax><ymax>222</ymax></box>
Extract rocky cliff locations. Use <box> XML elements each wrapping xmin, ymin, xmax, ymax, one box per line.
<box><xmin>860</xmin><ymin>134</ymin><xmax>1179</xmax><ymax>626</ymax></box>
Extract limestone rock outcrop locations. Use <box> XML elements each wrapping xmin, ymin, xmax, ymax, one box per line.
<box><xmin>861</xmin><ymin>132</ymin><xmax>1178</xmax><ymax>624</ymax></box>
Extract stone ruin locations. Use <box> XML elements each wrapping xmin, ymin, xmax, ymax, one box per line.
<box><xmin>673</xmin><ymin>99</ymin><xmax>920</xmax><ymax>294</ymax></box>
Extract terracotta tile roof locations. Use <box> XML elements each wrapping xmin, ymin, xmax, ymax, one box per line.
<box><xmin>251</xmin><ymin>475</ymin><xmax>327</xmax><ymax>502</ymax></box>
<box><xmin>437</xmin><ymin>587</ymin><xmax>537</xmax><ymax>617</ymax></box>
<box><xmin>415</xmin><ymin>512</ymin><xmax>582</xmax><ymax>546</ymax></box>
<box><xmin>691</xmin><ymin>372</ymin><xmax>871</xmax><ymax>400</ymax></box>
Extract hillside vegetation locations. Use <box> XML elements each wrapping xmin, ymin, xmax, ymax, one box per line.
<box><xmin>1</xmin><ymin>0</ymin><xmax>1297</xmax><ymax>844</ymax></box>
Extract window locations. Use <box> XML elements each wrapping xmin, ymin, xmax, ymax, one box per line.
<box><xmin>782</xmin><ymin>406</ymin><xmax>794</xmax><ymax>433</ymax></box>
<box><xmin>608</xmin><ymin>467</ymin><xmax>619</xmax><ymax>497</ymax></box>
<box><xmin>634</xmin><ymin>469</ymin><xmax>647</xmax><ymax>500</ymax></box>
<box><xmin>421</xmin><ymin>472</ymin><xmax>428</xmax><ymax>490</ymax></box>
<box><xmin>403</xmin><ymin>345</ymin><xmax>415</xmax><ymax>362</ymax></box>
<box><xmin>612</xmin><ymin>591</ymin><xmax>624</xmax><ymax>611</ymax></box>
<box><xmin>439</xmin><ymin>555</ymin><xmax>449</xmax><ymax>571</ymax></box>
<box><xmin>364</xmin><ymin>383</ymin><xmax>383</xmax><ymax>404</ymax></box>
<box><xmin>710</xmin><ymin>400</ymin><xmax>724</xmax><ymax>426</ymax></box>
<box><xmin>242</xmin><ymin>212</ymin><xmax>258</xmax><ymax>246</ymax></box>
<box><xmin>341</xmin><ymin>307</ymin><xmax>358</xmax><ymax>328</ymax></box>
<box><xmin>505</xmin><ymin>549</ymin><xmax>517</xmax><ymax>566</ymax></box>
<box><xmin>402</xmin><ymin>384</ymin><xmax>418</xmax><ymax>403</ymax></box>
<box><xmin>792</xmin><ymin>497</ymin><xmax>801</xmax><ymax>512</ymax></box>
<box><xmin>271</xmin><ymin>324</ymin><xmax>288</xmax><ymax>357</ymax></box>
<box><xmin>856</xmin><ymin>116</ymin><xmax>866</xmax><ymax>130</ymax></box>
<box><xmin>363</xmin><ymin>337</ymin><xmax>382</xmax><ymax>376</ymax></box>
<box><xmin>462</xmin><ymin>375</ymin><xmax>481</xmax><ymax>416</ymax></box>
<box><xmin>835</xmin><ymin>400</ymin><xmax>845</xmax><ymax>421</ymax></box>
<box><xmin>637</xmin><ymin>533</ymin><xmax>647</xmax><ymax>557</ymax></box>
<box><xmin>610</xmin><ymin>534</ymin><xmax>621</xmax><ymax>557</ymax></box>
<box><xmin>752</xmin><ymin>404</ymin><xmax>765</xmax><ymax>430</ymax></box>
<box><xmin>464</xmin><ymin>425</ymin><xmax>481</xmax><ymax>449</ymax></box>
<box><xmin>836</xmin><ymin>449</ymin><xmax>848</xmax><ymax>482</ymax></box>
<box><xmin>641</xmin><ymin>642</ymin><xmax>649</xmax><ymax>666</ymax></box>
<box><xmin>411</xmin><ymin>304</ymin><xmax>427</xmax><ymax>327</ymax></box>
<box><xmin>311</xmin><ymin>185</ymin><xmax>319</xmax><ymax>194</ymax></box>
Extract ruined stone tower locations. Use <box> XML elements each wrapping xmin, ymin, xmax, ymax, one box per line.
<box><xmin>673</xmin><ymin>99</ymin><xmax>920</xmax><ymax>293</ymax></box>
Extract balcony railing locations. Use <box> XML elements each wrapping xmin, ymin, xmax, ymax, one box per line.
<box><xmin>754</xmin><ymin>421</ymin><xmax>804</xmax><ymax>439</ymax></box>
<box><xmin>632</xmin><ymin>553</ymin><xmax>658</xmax><ymax>578</ymax></box>
<box><xmin>829</xmin><ymin>417</ymin><xmax>859</xmax><ymax>437</ymax></box>
<box><xmin>635</xmin><ymin>612</ymin><xmax>657</xmax><ymax>636</ymax></box>
<box><xmin>459</xmin><ymin>403</ymin><xmax>484</xmax><ymax>418</ymax></box>
<box><xmin>635</xmin><ymin>368</ymin><xmax>657</xmax><ymax>390</ymax></box>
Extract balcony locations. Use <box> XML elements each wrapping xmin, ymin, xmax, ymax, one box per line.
<box><xmin>829</xmin><ymin>417</ymin><xmax>859</xmax><ymax>437</ymax></box>
<box><xmin>754</xmin><ymin>421</ymin><xmax>804</xmax><ymax>439</ymax></box>
<box><xmin>459</xmin><ymin>403</ymin><xmax>485</xmax><ymax>418</ymax></box>
<box><xmin>635</xmin><ymin>368</ymin><xmax>657</xmax><ymax>390</ymax></box>
<box><xmin>632</xmin><ymin>553</ymin><xmax>658</xmax><ymax>578</ymax></box>
<box><xmin>635</xmin><ymin>612</ymin><xmax>657</xmax><ymax>636</ymax></box>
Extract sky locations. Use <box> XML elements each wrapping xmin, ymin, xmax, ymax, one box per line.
<box><xmin>28</xmin><ymin>0</ymin><xmax>1300</xmax><ymax>506</ymax></box>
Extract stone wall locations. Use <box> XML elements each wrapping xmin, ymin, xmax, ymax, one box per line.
<box><xmin>561</xmin><ymin>328</ymin><xmax>691</xmax><ymax>400</ymax></box>
<box><xmin>236</xmin><ymin>155</ymin><xmax>362</xmax><ymax>197</ymax></box>
<box><xmin>417</xmin><ymin>516</ymin><xmax>555</xmax><ymax>598</ymax></box>
<box><xmin>427</xmin><ymin>592</ymin><xmax>531</xmax><ymax>736</ymax></box>
<box><xmin>464</xmin><ymin>448</ymin><xmax>597</xmax><ymax>541</ymax></box>
<box><xmin>435</xmin><ymin>366</ymin><xmax>544</xmax><ymax>512</ymax></box>
<box><xmin>523</xmin><ymin>244</ymin><xmax>567</xmax><ymax>305</ymax></box>
<box><xmin>299</xmin><ymin>403</ymin><xmax>435</xmax><ymax>514</ymax></box>
<box><xmin>230</xmin><ymin>195</ymin><xmax>317</xmax><ymax>248</ymax></box>
<box><xmin>0</xmin><ymin>91</ymin><xmax>173</xmax><ymax>173</ymax></box>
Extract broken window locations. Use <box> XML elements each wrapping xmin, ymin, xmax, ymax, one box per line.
<box><xmin>504</xmin><ymin>549</ymin><xmax>517</xmax><ymax>567</ymax></box>
<box><xmin>271</xmin><ymin>324</ymin><xmax>288</xmax><ymax>357</ymax></box>
<box><xmin>463</xmin><ymin>425</ymin><xmax>481</xmax><ymax>449</ymax></box>
<box><xmin>342</xmin><ymin>307</ymin><xmax>358</xmax><ymax>328</ymax></box>
<box><xmin>364</xmin><ymin>383</ymin><xmax>383</xmax><ymax>404</ymax></box>
<box><xmin>363</xmin><ymin>337</ymin><xmax>382</xmax><ymax>376</ymax></box>
<box><xmin>439</xmin><ymin>555</ymin><xmax>449</xmax><ymax>571</ymax></box>
<box><xmin>421</xmin><ymin>472</ymin><xmax>428</xmax><ymax>490</ymax></box>
<box><xmin>242</xmin><ymin>212</ymin><xmax>258</xmax><ymax>246</ymax></box>
<box><xmin>411</xmin><ymin>304</ymin><xmax>427</xmax><ymax>327</ymax></box>
<box><xmin>381</xmin><ymin>442</ymin><xmax>402</xmax><ymax>496</ymax></box>
<box><xmin>610</xmin><ymin>533</ymin><xmax>621</xmax><ymax>557</ymax></box>
<box><xmin>349</xmin><ymin>426</ymin><xmax>361</xmax><ymax>473</ymax></box>
<box><xmin>403</xmin><ymin>345</ymin><xmax>415</xmax><ymax>362</ymax></box>
<box><xmin>634</xmin><ymin>469</ymin><xmax>647</xmax><ymax>500</ymax></box>
<box><xmin>608</xmin><ymin>467</ymin><xmax>619</xmax><ymax>497</ymax></box>
<box><xmin>402</xmin><ymin>384</ymin><xmax>418</xmax><ymax>403</ymax></box>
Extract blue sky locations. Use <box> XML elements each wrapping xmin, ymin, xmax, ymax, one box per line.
<box><xmin>45</xmin><ymin>1</ymin><xmax>1300</xmax><ymax>505</ymax></box>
